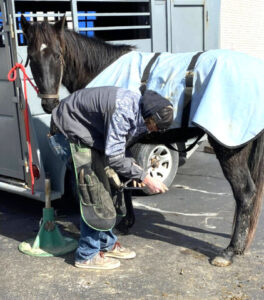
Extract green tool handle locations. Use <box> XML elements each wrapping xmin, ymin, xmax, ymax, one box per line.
<box><xmin>45</xmin><ymin>178</ymin><xmax>51</xmax><ymax>208</ymax></box>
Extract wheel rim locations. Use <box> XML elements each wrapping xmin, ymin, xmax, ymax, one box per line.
<box><xmin>147</xmin><ymin>145</ymin><xmax>173</xmax><ymax>181</ymax></box>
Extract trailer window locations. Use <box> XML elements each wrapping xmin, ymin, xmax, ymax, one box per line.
<box><xmin>15</xmin><ymin>1</ymin><xmax>72</xmax><ymax>45</ymax></box>
<box><xmin>14</xmin><ymin>1</ymin><xmax>150</xmax><ymax>45</ymax></box>
<box><xmin>77</xmin><ymin>1</ymin><xmax>150</xmax><ymax>41</ymax></box>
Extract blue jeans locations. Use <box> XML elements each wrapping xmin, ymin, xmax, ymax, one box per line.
<box><xmin>75</xmin><ymin>218</ymin><xmax>117</xmax><ymax>262</ymax></box>
<box><xmin>48</xmin><ymin>133</ymin><xmax>71</xmax><ymax>165</ymax></box>
<box><xmin>48</xmin><ymin>134</ymin><xmax>118</xmax><ymax>261</ymax></box>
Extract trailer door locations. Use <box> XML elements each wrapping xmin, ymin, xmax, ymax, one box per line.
<box><xmin>0</xmin><ymin>2</ymin><xmax>25</xmax><ymax>180</ymax></box>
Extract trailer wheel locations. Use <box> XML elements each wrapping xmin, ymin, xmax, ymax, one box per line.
<box><xmin>130</xmin><ymin>143</ymin><xmax>179</xmax><ymax>195</ymax></box>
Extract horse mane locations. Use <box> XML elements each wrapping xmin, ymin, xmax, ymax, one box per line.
<box><xmin>62</xmin><ymin>29</ymin><xmax>134</xmax><ymax>91</ymax></box>
<box><xmin>63</xmin><ymin>29</ymin><xmax>134</xmax><ymax>77</ymax></box>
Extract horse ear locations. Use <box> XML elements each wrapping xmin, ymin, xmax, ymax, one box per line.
<box><xmin>54</xmin><ymin>15</ymin><xmax>66</xmax><ymax>33</ymax></box>
<box><xmin>21</xmin><ymin>15</ymin><xmax>31</xmax><ymax>38</ymax></box>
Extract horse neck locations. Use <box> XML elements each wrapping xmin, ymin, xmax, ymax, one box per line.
<box><xmin>62</xmin><ymin>31</ymin><xmax>132</xmax><ymax>93</ymax></box>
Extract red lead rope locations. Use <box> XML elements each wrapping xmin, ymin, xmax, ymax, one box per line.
<box><xmin>8</xmin><ymin>63</ymin><xmax>39</xmax><ymax>194</ymax></box>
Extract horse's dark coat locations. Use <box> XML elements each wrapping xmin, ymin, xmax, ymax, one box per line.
<box><xmin>21</xmin><ymin>15</ymin><xmax>264</xmax><ymax>266</ymax></box>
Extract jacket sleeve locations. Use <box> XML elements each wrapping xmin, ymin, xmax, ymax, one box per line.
<box><xmin>104</xmin><ymin>109</ymin><xmax>131</xmax><ymax>157</ymax></box>
<box><xmin>106</xmin><ymin>153</ymin><xmax>147</xmax><ymax>181</ymax></box>
<box><xmin>104</xmin><ymin>92</ymin><xmax>147</xmax><ymax>180</ymax></box>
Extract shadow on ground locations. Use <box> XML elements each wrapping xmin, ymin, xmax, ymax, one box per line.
<box><xmin>0</xmin><ymin>190</ymin><xmax>229</xmax><ymax>265</ymax></box>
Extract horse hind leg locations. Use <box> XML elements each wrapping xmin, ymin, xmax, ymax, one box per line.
<box><xmin>208</xmin><ymin>135</ymin><xmax>264</xmax><ymax>267</ymax></box>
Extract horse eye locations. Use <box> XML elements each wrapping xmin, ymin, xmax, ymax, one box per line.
<box><xmin>54</xmin><ymin>53</ymin><xmax>60</xmax><ymax>60</ymax></box>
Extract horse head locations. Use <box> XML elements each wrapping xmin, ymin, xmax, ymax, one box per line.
<box><xmin>21</xmin><ymin>15</ymin><xmax>66</xmax><ymax>113</ymax></box>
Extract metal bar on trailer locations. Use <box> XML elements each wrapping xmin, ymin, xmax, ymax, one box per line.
<box><xmin>76</xmin><ymin>0</ymin><xmax>149</xmax><ymax>2</ymax></box>
<box><xmin>13</xmin><ymin>0</ymin><xmax>71</xmax><ymax>1</ymax></box>
<box><xmin>15</xmin><ymin>12</ymin><xmax>150</xmax><ymax>18</ymax></box>
<box><xmin>71</xmin><ymin>0</ymin><xmax>79</xmax><ymax>32</ymax></box>
<box><xmin>13</xmin><ymin>0</ymin><xmax>149</xmax><ymax>1</ymax></box>
<box><xmin>79</xmin><ymin>25</ymin><xmax>151</xmax><ymax>31</ymax></box>
<box><xmin>77</xmin><ymin>13</ymin><xmax>150</xmax><ymax>17</ymax></box>
<box><xmin>15</xmin><ymin>13</ymin><xmax>72</xmax><ymax>18</ymax></box>
<box><xmin>166</xmin><ymin>0</ymin><xmax>171</xmax><ymax>52</ymax></box>
<box><xmin>16</xmin><ymin>25</ymin><xmax>151</xmax><ymax>34</ymax></box>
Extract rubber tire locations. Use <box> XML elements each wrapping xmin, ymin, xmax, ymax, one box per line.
<box><xmin>130</xmin><ymin>143</ymin><xmax>179</xmax><ymax>195</ymax></box>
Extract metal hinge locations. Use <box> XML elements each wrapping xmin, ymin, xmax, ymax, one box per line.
<box><xmin>16</xmin><ymin>87</ymin><xmax>25</xmax><ymax>110</ymax></box>
<box><xmin>8</xmin><ymin>14</ymin><xmax>15</xmax><ymax>39</ymax></box>
<box><xmin>12</xmin><ymin>95</ymin><xmax>24</xmax><ymax>110</ymax></box>
<box><xmin>12</xmin><ymin>96</ymin><xmax>19</xmax><ymax>103</ymax></box>
<box><xmin>24</xmin><ymin>157</ymin><xmax>29</xmax><ymax>173</ymax></box>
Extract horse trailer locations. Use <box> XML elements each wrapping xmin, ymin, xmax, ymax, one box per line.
<box><xmin>0</xmin><ymin>0</ymin><xmax>220</xmax><ymax>201</ymax></box>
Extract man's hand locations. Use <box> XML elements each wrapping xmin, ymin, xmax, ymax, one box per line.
<box><xmin>141</xmin><ymin>174</ymin><xmax>168</xmax><ymax>194</ymax></box>
<box><xmin>132</xmin><ymin>180</ymin><xmax>146</xmax><ymax>188</ymax></box>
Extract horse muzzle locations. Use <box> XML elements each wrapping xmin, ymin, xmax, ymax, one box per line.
<box><xmin>40</xmin><ymin>96</ymin><xmax>60</xmax><ymax>114</ymax></box>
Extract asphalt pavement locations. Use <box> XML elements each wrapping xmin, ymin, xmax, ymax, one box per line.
<box><xmin>0</xmin><ymin>143</ymin><xmax>264</xmax><ymax>300</ymax></box>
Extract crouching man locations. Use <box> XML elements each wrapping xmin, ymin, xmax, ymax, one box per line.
<box><xmin>50</xmin><ymin>86</ymin><xmax>173</xmax><ymax>270</ymax></box>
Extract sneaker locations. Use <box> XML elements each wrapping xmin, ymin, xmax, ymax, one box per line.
<box><xmin>104</xmin><ymin>242</ymin><xmax>136</xmax><ymax>259</ymax></box>
<box><xmin>75</xmin><ymin>252</ymin><xmax>120</xmax><ymax>270</ymax></box>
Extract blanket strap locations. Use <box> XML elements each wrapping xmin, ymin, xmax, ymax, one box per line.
<box><xmin>140</xmin><ymin>52</ymin><xmax>161</xmax><ymax>95</ymax></box>
<box><xmin>168</xmin><ymin>51</ymin><xmax>204</xmax><ymax>153</ymax></box>
<box><xmin>139</xmin><ymin>51</ymin><xmax>204</xmax><ymax>153</ymax></box>
<box><xmin>181</xmin><ymin>51</ymin><xmax>203</xmax><ymax>128</ymax></box>
<box><xmin>167</xmin><ymin>51</ymin><xmax>204</xmax><ymax>153</ymax></box>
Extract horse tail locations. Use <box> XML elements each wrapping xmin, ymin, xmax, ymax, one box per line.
<box><xmin>246</xmin><ymin>131</ymin><xmax>264</xmax><ymax>249</ymax></box>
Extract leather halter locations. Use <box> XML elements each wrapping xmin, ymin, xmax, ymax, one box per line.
<box><xmin>38</xmin><ymin>93</ymin><xmax>60</xmax><ymax>99</ymax></box>
<box><xmin>38</xmin><ymin>54</ymin><xmax>64</xmax><ymax>100</ymax></box>
<box><xmin>26</xmin><ymin>52</ymin><xmax>64</xmax><ymax>100</ymax></box>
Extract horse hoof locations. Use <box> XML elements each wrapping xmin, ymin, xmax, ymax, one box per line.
<box><xmin>115</xmin><ymin>220</ymin><xmax>130</xmax><ymax>235</ymax></box>
<box><xmin>210</xmin><ymin>255</ymin><xmax>232</xmax><ymax>267</ymax></box>
<box><xmin>127</xmin><ymin>216</ymin><xmax>135</xmax><ymax>228</ymax></box>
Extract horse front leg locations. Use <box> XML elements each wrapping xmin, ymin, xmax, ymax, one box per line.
<box><xmin>208</xmin><ymin>137</ymin><xmax>256</xmax><ymax>267</ymax></box>
<box><xmin>115</xmin><ymin>190</ymin><xmax>135</xmax><ymax>234</ymax></box>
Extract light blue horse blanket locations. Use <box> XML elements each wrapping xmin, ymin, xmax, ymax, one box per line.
<box><xmin>86</xmin><ymin>49</ymin><xmax>264</xmax><ymax>148</ymax></box>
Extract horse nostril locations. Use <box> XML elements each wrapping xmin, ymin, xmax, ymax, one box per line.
<box><xmin>42</xmin><ymin>105</ymin><xmax>53</xmax><ymax>114</ymax></box>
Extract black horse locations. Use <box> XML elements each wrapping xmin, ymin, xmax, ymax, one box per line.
<box><xmin>20</xmin><ymin>15</ymin><xmax>264</xmax><ymax>267</ymax></box>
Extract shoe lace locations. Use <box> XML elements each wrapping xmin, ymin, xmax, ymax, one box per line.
<box><xmin>113</xmin><ymin>242</ymin><xmax>121</xmax><ymax>250</ymax></box>
<box><xmin>99</xmin><ymin>251</ymin><xmax>105</xmax><ymax>258</ymax></box>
